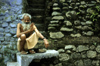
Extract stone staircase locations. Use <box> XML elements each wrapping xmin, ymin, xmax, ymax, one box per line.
<box><xmin>26</xmin><ymin>0</ymin><xmax>47</xmax><ymax>37</ymax></box>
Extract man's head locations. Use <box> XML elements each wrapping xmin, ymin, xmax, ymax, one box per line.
<box><xmin>21</xmin><ymin>13</ymin><xmax>32</xmax><ymax>31</ymax></box>
<box><xmin>22</xmin><ymin>13</ymin><xmax>32</xmax><ymax>24</ymax></box>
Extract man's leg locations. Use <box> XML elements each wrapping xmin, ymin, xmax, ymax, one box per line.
<box><xmin>20</xmin><ymin>34</ymin><xmax>27</xmax><ymax>54</ymax></box>
<box><xmin>26</xmin><ymin>33</ymin><xmax>39</xmax><ymax>54</ymax></box>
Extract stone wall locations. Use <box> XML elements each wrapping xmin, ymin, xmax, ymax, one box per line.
<box><xmin>0</xmin><ymin>0</ymin><xmax>22</xmax><ymax>65</ymax></box>
<box><xmin>45</xmin><ymin>0</ymin><xmax>100</xmax><ymax>66</ymax></box>
<box><xmin>48</xmin><ymin>0</ymin><xmax>100</xmax><ymax>39</ymax></box>
<box><xmin>0</xmin><ymin>0</ymin><xmax>100</xmax><ymax>66</ymax></box>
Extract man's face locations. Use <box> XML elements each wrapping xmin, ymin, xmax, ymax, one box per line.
<box><xmin>22</xmin><ymin>16</ymin><xmax>31</xmax><ymax>24</ymax></box>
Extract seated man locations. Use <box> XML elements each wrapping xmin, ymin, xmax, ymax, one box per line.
<box><xmin>16</xmin><ymin>13</ymin><xmax>49</xmax><ymax>54</ymax></box>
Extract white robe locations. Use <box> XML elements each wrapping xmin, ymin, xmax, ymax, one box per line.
<box><xmin>17</xmin><ymin>32</ymin><xmax>39</xmax><ymax>51</ymax></box>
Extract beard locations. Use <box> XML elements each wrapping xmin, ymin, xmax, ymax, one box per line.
<box><xmin>22</xmin><ymin>21</ymin><xmax>31</xmax><ymax>31</ymax></box>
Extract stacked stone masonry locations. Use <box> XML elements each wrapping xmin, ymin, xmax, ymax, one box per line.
<box><xmin>49</xmin><ymin>0</ymin><xmax>100</xmax><ymax>38</ymax></box>
<box><xmin>0</xmin><ymin>0</ymin><xmax>22</xmax><ymax>66</ymax></box>
<box><xmin>0</xmin><ymin>0</ymin><xmax>100</xmax><ymax>66</ymax></box>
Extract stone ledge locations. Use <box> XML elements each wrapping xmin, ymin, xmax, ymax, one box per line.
<box><xmin>17</xmin><ymin>50</ymin><xmax>59</xmax><ymax>66</ymax></box>
<box><xmin>65</xmin><ymin>36</ymin><xmax>100</xmax><ymax>44</ymax></box>
<box><xmin>7</xmin><ymin>62</ymin><xmax>21</xmax><ymax>66</ymax></box>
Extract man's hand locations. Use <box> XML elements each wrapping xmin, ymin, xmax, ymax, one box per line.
<box><xmin>44</xmin><ymin>39</ymin><xmax>49</xmax><ymax>48</ymax></box>
<box><xmin>30</xmin><ymin>23</ymin><xmax>35</xmax><ymax>31</ymax></box>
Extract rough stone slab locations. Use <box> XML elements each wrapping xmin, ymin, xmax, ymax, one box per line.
<box><xmin>7</xmin><ymin>62</ymin><xmax>21</xmax><ymax>66</ymax></box>
<box><xmin>17</xmin><ymin>50</ymin><xmax>59</xmax><ymax>66</ymax></box>
<box><xmin>65</xmin><ymin>36</ymin><xmax>100</xmax><ymax>44</ymax></box>
<box><xmin>50</xmin><ymin>32</ymin><xmax>64</xmax><ymax>39</ymax></box>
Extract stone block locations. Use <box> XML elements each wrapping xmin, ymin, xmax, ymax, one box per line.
<box><xmin>48</xmin><ymin>24</ymin><xmax>59</xmax><ymax>27</ymax></box>
<box><xmin>60</xmin><ymin>27</ymin><xmax>73</xmax><ymax>32</ymax></box>
<box><xmin>0</xmin><ymin>54</ymin><xmax>2</xmax><ymax>58</ymax></box>
<box><xmin>5</xmin><ymin>37</ymin><xmax>11</xmax><ymax>42</ymax></box>
<box><xmin>5</xmin><ymin>33</ymin><xmax>12</xmax><ymax>37</ymax></box>
<box><xmin>87</xmin><ymin>4</ymin><xmax>95</xmax><ymax>7</ymax></box>
<box><xmin>10</xmin><ymin>37</ymin><xmax>17</xmax><ymax>42</ymax></box>
<box><xmin>0</xmin><ymin>10</ymin><xmax>6</xmax><ymax>16</ymax></box>
<box><xmin>10</xmin><ymin>28</ymin><xmax>17</xmax><ymax>34</ymax></box>
<box><xmin>5</xmin><ymin>16</ymin><xmax>12</xmax><ymax>22</ymax></box>
<box><xmin>74</xmin><ymin>20</ymin><xmax>81</xmax><ymax>25</ymax></box>
<box><xmin>87</xmin><ymin>51</ymin><xmax>97</xmax><ymax>58</ymax></box>
<box><xmin>0</xmin><ymin>21</ymin><xmax>3</xmax><ymax>23</ymax></box>
<box><xmin>71</xmin><ymin>52</ymin><xmax>81</xmax><ymax>59</ymax></box>
<box><xmin>10</xmin><ymin>42</ymin><xmax>17</xmax><ymax>45</ymax></box>
<box><xmin>50</xmin><ymin>21</ymin><xmax>59</xmax><ymax>24</ymax></box>
<box><xmin>7</xmin><ymin>62</ymin><xmax>21</xmax><ymax>66</ymax></box>
<box><xmin>0</xmin><ymin>28</ymin><xmax>4</xmax><ymax>32</ymax></box>
<box><xmin>10</xmin><ymin>23</ymin><xmax>16</xmax><ymax>28</ymax></box>
<box><xmin>17</xmin><ymin>50</ymin><xmax>59</xmax><ymax>66</ymax></box>
<box><xmin>0</xmin><ymin>33</ymin><xmax>4</xmax><ymax>37</ymax></box>
<box><xmin>16</xmin><ymin>0</ymin><xmax>22</xmax><ymax>5</ymax></box>
<box><xmin>53</xmin><ymin>7</ymin><xmax>61</xmax><ymax>11</ymax></box>
<box><xmin>52</xmin><ymin>12</ymin><xmax>61</xmax><ymax>16</ymax></box>
<box><xmin>0</xmin><ymin>24</ymin><xmax>2</xmax><ymax>27</ymax></box>
<box><xmin>86</xmin><ymin>21</ymin><xmax>92</xmax><ymax>25</ymax></box>
<box><xmin>64</xmin><ymin>21</ymin><xmax>72</xmax><ymax>26</ymax></box>
<box><xmin>48</xmin><ymin>27</ymin><xmax>56</xmax><ymax>31</ymax></box>
<box><xmin>70</xmin><ymin>33</ymin><xmax>81</xmax><ymax>38</ymax></box>
<box><xmin>2</xmin><ymin>23</ymin><xmax>8</xmax><ymax>28</ymax></box>
<box><xmin>50</xmin><ymin>32</ymin><xmax>64</xmax><ymax>39</ymax></box>
<box><xmin>59</xmin><ymin>53</ymin><xmax>70</xmax><ymax>61</ymax></box>
<box><xmin>2</xmin><ymin>42</ymin><xmax>9</xmax><ymax>45</ymax></box>
<box><xmin>76</xmin><ymin>45</ymin><xmax>89</xmax><ymax>52</ymax></box>
<box><xmin>52</xmin><ymin>16</ymin><xmax>64</xmax><ymax>20</ymax></box>
<box><xmin>75</xmin><ymin>60</ymin><xmax>84</xmax><ymax>66</ymax></box>
<box><xmin>83</xmin><ymin>59</ymin><xmax>92</xmax><ymax>66</ymax></box>
<box><xmin>65</xmin><ymin>45</ymin><xmax>76</xmax><ymax>51</ymax></box>
<box><xmin>96</xmin><ymin>45</ymin><xmax>100</xmax><ymax>53</ymax></box>
<box><xmin>53</xmin><ymin>3</ymin><xmax>58</xmax><ymax>7</ymax></box>
<box><xmin>86</xmin><ymin>31</ymin><xmax>94</xmax><ymax>36</ymax></box>
<box><xmin>0</xmin><ymin>37</ymin><xmax>4</xmax><ymax>41</ymax></box>
<box><xmin>81</xmin><ymin>1</ymin><xmax>86</xmax><ymax>5</ymax></box>
<box><xmin>5</xmin><ymin>26</ymin><xmax>10</xmax><ymax>32</ymax></box>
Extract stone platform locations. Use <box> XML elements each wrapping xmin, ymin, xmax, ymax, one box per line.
<box><xmin>7</xmin><ymin>62</ymin><xmax>21</xmax><ymax>66</ymax></box>
<box><xmin>16</xmin><ymin>50</ymin><xmax>59</xmax><ymax>66</ymax></box>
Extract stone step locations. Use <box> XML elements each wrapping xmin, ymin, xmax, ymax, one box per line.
<box><xmin>32</xmin><ymin>16</ymin><xmax>44</xmax><ymax>23</ymax></box>
<box><xmin>27</xmin><ymin>9</ymin><xmax>45</xmax><ymax>15</ymax></box>
<box><xmin>7</xmin><ymin>62</ymin><xmax>21</xmax><ymax>66</ymax></box>
<box><xmin>35</xmin><ymin>23</ymin><xmax>45</xmax><ymax>31</ymax></box>
<box><xmin>17</xmin><ymin>50</ymin><xmax>59</xmax><ymax>66</ymax></box>
<box><xmin>27</xmin><ymin>0</ymin><xmax>45</xmax><ymax>4</ymax></box>
<box><xmin>29</xmin><ymin>4</ymin><xmax>45</xmax><ymax>9</ymax></box>
<box><xmin>39</xmin><ymin>31</ymin><xmax>47</xmax><ymax>37</ymax></box>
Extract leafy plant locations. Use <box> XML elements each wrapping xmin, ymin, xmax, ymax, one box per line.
<box><xmin>76</xmin><ymin>12</ymin><xmax>80</xmax><ymax>15</ymax></box>
<box><xmin>90</xmin><ymin>5</ymin><xmax>100</xmax><ymax>22</ymax></box>
<box><xmin>90</xmin><ymin>12</ymin><xmax>98</xmax><ymax>21</ymax></box>
<box><xmin>95</xmin><ymin>5</ymin><xmax>100</xmax><ymax>11</ymax></box>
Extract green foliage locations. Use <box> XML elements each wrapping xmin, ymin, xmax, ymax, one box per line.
<box><xmin>93</xmin><ymin>42</ymin><xmax>97</xmax><ymax>46</ymax></box>
<box><xmin>88</xmin><ymin>4</ymin><xmax>100</xmax><ymax>34</ymax></box>
<box><xmin>90</xmin><ymin>5</ymin><xmax>100</xmax><ymax>22</ymax></box>
<box><xmin>95</xmin><ymin>5</ymin><xmax>100</xmax><ymax>11</ymax></box>
<box><xmin>76</xmin><ymin>12</ymin><xmax>80</xmax><ymax>15</ymax></box>
<box><xmin>90</xmin><ymin>12</ymin><xmax>98</xmax><ymax>21</ymax></box>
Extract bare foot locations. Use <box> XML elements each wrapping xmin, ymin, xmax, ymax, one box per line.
<box><xmin>21</xmin><ymin>51</ymin><xmax>27</xmax><ymax>54</ymax></box>
<box><xmin>29</xmin><ymin>50</ymin><xmax>35</xmax><ymax>54</ymax></box>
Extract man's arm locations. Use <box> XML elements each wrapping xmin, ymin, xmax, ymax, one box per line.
<box><xmin>16</xmin><ymin>23</ymin><xmax>31</xmax><ymax>38</ymax></box>
<box><xmin>33</xmin><ymin>25</ymin><xmax>49</xmax><ymax>48</ymax></box>
<box><xmin>33</xmin><ymin>25</ymin><xmax>44</xmax><ymax>39</ymax></box>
